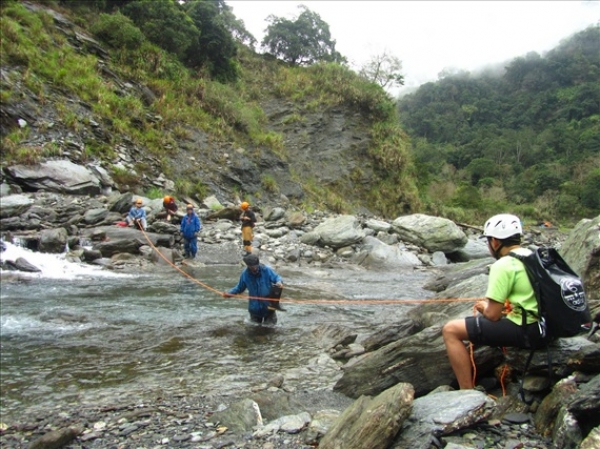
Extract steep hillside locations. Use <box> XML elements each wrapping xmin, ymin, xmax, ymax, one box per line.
<box><xmin>398</xmin><ymin>26</ymin><xmax>600</xmax><ymax>224</ymax></box>
<box><xmin>0</xmin><ymin>1</ymin><xmax>419</xmax><ymax>217</ymax></box>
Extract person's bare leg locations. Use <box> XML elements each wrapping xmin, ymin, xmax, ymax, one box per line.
<box><xmin>442</xmin><ymin>319</ymin><xmax>474</xmax><ymax>389</ymax></box>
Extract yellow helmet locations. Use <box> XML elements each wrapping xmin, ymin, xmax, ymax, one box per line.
<box><xmin>135</xmin><ymin>198</ymin><xmax>143</xmax><ymax>205</ymax></box>
<box><xmin>241</xmin><ymin>202</ymin><xmax>249</xmax><ymax>210</ymax></box>
<box><xmin>186</xmin><ymin>203</ymin><xmax>194</xmax><ymax>209</ymax></box>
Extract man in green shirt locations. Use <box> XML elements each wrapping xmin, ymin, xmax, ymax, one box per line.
<box><xmin>442</xmin><ymin>214</ymin><xmax>547</xmax><ymax>389</ymax></box>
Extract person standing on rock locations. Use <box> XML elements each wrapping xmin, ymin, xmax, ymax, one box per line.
<box><xmin>240</xmin><ymin>201</ymin><xmax>257</xmax><ymax>255</ymax></box>
<box><xmin>442</xmin><ymin>213</ymin><xmax>546</xmax><ymax>389</ymax></box>
<box><xmin>180</xmin><ymin>204</ymin><xmax>201</xmax><ymax>259</ymax></box>
<box><xmin>126</xmin><ymin>198</ymin><xmax>147</xmax><ymax>230</ymax></box>
<box><xmin>162</xmin><ymin>195</ymin><xmax>178</xmax><ymax>222</ymax></box>
<box><xmin>223</xmin><ymin>253</ymin><xmax>283</xmax><ymax>325</ymax></box>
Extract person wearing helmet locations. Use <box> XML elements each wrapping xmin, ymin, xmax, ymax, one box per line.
<box><xmin>222</xmin><ymin>253</ymin><xmax>283</xmax><ymax>325</ymax></box>
<box><xmin>442</xmin><ymin>214</ymin><xmax>546</xmax><ymax>390</ymax></box>
<box><xmin>180</xmin><ymin>204</ymin><xmax>201</xmax><ymax>259</ymax></box>
<box><xmin>126</xmin><ymin>198</ymin><xmax>147</xmax><ymax>230</ymax></box>
<box><xmin>240</xmin><ymin>201</ymin><xmax>257</xmax><ymax>254</ymax></box>
<box><xmin>162</xmin><ymin>195</ymin><xmax>178</xmax><ymax>222</ymax></box>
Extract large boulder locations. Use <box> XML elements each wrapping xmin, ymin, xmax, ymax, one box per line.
<box><xmin>560</xmin><ymin>215</ymin><xmax>600</xmax><ymax>300</ymax></box>
<box><xmin>358</xmin><ymin>236</ymin><xmax>422</xmax><ymax>269</ymax></box>
<box><xmin>5</xmin><ymin>160</ymin><xmax>101</xmax><ymax>195</ymax></box>
<box><xmin>319</xmin><ymin>383</ymin><xmax>414</xmax><ymax>449</ymax></box>
<box><xmin>0</xmin><ymin>194</ymin><xmax>34</xmax><ymax>218</ymax></box>
<box><xmin>81</xmin><ymin>226</ymin><xmax>174</xmax><ymax>248</ymax></box>
<box><xmin>392</xmin><ymin>214</ymin><xmax>468</xmax><ymax>253</ymax></box>
<box><xmin>39</xmin><ymin>227</ymin><xmax>68</xmax><ymax>253</ymax></box>
<box><xmin>333</xmin><ymin>325</ymin><xmax>503</xmax><ymax>398</ymax></box>
<box><xmin>313</xmin><ymin>215</ymin><xmax>365</xmax><ymax>249</ymax></box>
<box><xmin>94</xmin><ymin>239</ymin><xmax>143</xmax><ymax>257</ymax></box>
<box><xmin>391</xmin><ymin>390</ymin><xmax>495</xmax><ymax>449</ymax></box>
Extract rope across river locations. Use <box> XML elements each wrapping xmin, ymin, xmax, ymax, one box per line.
<box><xmin>137</xmin><ymin>225</ymin><xmax>483</xmax><ymax>306</ymax></box>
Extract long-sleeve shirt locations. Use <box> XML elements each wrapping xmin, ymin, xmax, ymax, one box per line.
<box><xmin>127</xmin><ymin>206</ymin><xmax>146</xmax><ymax>221</ymax></box>
<box><xmin>227</xmin><ymin>265</ymin><xmax>282</xmax><ymax>317</ymax></box>
<box><xmin>180</xmin><ymin>213</ymin><xmax>201</xmax><ymax>239</ymax></box>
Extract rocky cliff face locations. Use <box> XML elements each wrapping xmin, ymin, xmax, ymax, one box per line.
<box><xmin>0</xmin><ymin>2</ymin><xmax>384</xmax><ymax>214</ymax></box>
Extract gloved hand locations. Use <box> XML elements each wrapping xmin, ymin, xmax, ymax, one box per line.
<box><xmin>222</xmin><ymin>292</ymin><xmax>233</xmax><ymax>298</ymax></box>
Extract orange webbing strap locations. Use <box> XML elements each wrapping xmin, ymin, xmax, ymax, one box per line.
<box><xmin>499</xmin><ymin>347</ymin><xmax>509</xmax><ymax>397</ymax></box>
<box><xmin>136</xmin><ymin>225</ymin><xmax>483</xmax><ymax>306</ymax></box>
<box><xmin>470</xmin><ymin>304</ymin><xmax>478</xmax><ymax>387</ymax></box>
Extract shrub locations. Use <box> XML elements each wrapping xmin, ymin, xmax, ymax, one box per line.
<box><xmin>90</xmin><ymin>13</ymin><xmax>144</xmax><ymax>50</ymax></box>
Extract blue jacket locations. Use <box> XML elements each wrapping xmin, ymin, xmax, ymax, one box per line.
<box><xmin>128</xmin><ymin>206</ymin><xmax>146</xmax><ymax>221</ymax></box>
<box><xmin>180</xmin><ymin>212</ymin><xmax>201</xmax><ymax>239</ymax></box>
<box><xmin>228</xmin><ymin>264</ymin><xmax>283</xmax><ymax>317</ymax></box>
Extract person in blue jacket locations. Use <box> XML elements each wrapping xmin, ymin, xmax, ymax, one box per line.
<box><xmin>223</xmin><ymin>253</ymin><xmax>283</xmax><ymax>325</ymax></box>
<box><xmin>180</xmin><ymin>204</ymin><xmax>201</xmax><ymax>259</ymax></box>
<box><xmin>126</xmin><ymin>198</ymin><xmax>147</xmax><ymax>230</ymax></box>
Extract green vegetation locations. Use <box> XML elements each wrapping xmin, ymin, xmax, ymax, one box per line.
<box><xmin>399</xmin><ymin>25</ymin><xmax>600</xmax><ymax>224</ymax></box>
<box><xmin>1</xmin><ymin>1</ymin><xmax>419</xmax><ymax>217</ymax></box>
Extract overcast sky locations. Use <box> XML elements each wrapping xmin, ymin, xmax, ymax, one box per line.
<box><xmin>226</xmin><ymin>1</ymin><xmax>599</xmax><ymax>95</ymax></box>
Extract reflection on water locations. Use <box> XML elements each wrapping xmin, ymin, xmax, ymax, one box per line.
<box><xmin>1</xmin><ymin>257</ymin><xmax>434</xmax><ymax>420</ymax></box>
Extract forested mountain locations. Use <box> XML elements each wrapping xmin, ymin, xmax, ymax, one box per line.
<box><xmin>398</xmin><ymin>26</ymin><xmax>600</xmax><ymax>224</ymax></box>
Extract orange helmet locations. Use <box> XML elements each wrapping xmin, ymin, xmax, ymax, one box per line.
<box><xmin>241</xmin><ymin>202</ymin><xmax>249</xmax><ymax>210</ymax></box>
<box><xmin>164</xmin><ymin>195</ymin><xmax>172</xmax><ymax>202</ymax></box>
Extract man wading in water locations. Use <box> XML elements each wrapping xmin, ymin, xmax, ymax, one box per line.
<box><xmin>223</xmin><ymin>254</ymin><xmax>283</xmax><ymax>325</ymax></box>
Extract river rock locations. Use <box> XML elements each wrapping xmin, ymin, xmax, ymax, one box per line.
<box><xmin>0</xmin><ymin>194</ymin><xmax>34</xmax><ymax>218</ymax></box>
<box><xmin>552</xmin><ymin>407</ymin><xmax>582</xmax><ymax>449</ymax></box>
<box><xmin>392</xmin><ymin>214</ymin><xmax>468</xmax><ymax>253</ymax></box>
<box><xmin>27</xmin><ymin>427</ymin><xmax>79</xmax><ymax>449</ymax></box>
<box><xmin>560</xmin><ymin>215</ymin><xmax>600</xmax><ymax>300</ymax></box>
<box><xmin>193</xmin><ymin>242</ymin><xmax>240</xmax><ymax>265</ymax></box>
<box><xmin>319</xmin><ymin>382</ymin><xmax>414</xmax><ymax>449</ymax></box>
<box><xmin>285</xmin><ymin>211</ymin><xmax>305</xmax><ymax>228</ymax></box>
<box><xmin>39</xmin><ymin>227</ymin><xmax>68</xmax><ymax>253</ymax></box>
<box><xmin>205</xmin><ymin>206</ymin><xmax>241</xmax><ymax>221</ymax></box>
<box><xmin>312</xmin><ymin>323</ymin><xmax>357</xmax><ymax>350</ymax></box>
<box><xmin>5</xmin><ymin>160</ymin><xmax>101</xmax><ymax>195</ymax></box>
<box><xmin>334</xmin><ymin>325</ymin><xmax>503</xmax><ymax>398</ymax></box>
<box><xmin>264</xmin><ymin>207</ymin><xmax>286</xmax><ymax>222</ymax></box>
<box><xmin>361</xmin><ymin>317</ymin><xmax>420</xmax><ymax>352</ymax></box>
<box><xmin>94</xmin><ymin>239</ymin><xmax>143</xmax><ymax>257</ymax></box>
<box><xmin>83</xmin><ymin>208</ymin><xmax>109</xmax><ymax>225</ymax></box>
<box><xmin>448</xmin><ymin>238</ymin><xmax>490</xmax><ymax>262</ymax></box>
<box><xmin>81</xmin><ymin>226</ymin><xmax>174</xmax><ymax>248</ymax></box>
<box><xmin>580</xmin><ymin>426</ymin><xmax>600</xmax><ymax>449</ymax></box>
<box><xmin>534</xmin><ymin>377</ymin><xmax>578</xmax><ymax>436</ymax></box>
<box><xmin>391</xmin><ymin>390</ymin><xmax>495</xmax><ymax>449</ymax></box>
<box><xmin>210</xmin><ymin>398</ymin><xmax>262</xmax><ymax>432</ymax></box>
<box><xmin>109</xmin><ymin>192</ymin><xmax>135</xmax><ymax>214</ymax></box>
<box><xmin>3</xmin><ymin>257</ymin><xmax>41</xmax><ymax>272</ymax></box>
<box><xmin>358</xmin><ymin>236</ymin><xmax>421</xmax><ymax>269</ymax></box>
<box><xmin>150</xmin><ymin>247</ymin><xmax>174</xmax><ymax>265</ymax></box>
<box><xmin>365</xmin><ymin>219</ymin><xmax>391</xmax><ymax>233</ymax></box>
<box><xmin>423</xmin><ymin>258</ymin><xmax>491</xmax><ymax>293</ymax></box>
<box><xmin>313</xmin><ymin>215</ymin><xmax>365</xmax><ymax>249</ymax></box>
<box><xmin>566</xmin><ymin>373</ymin><xmax>600</xmax><ymax>431</ymax></box>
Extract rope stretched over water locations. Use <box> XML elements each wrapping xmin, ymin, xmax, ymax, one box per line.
<box><xmin>137</xmin><ymin>224</ymin><xmax>483</xmax><ymax>306</ymax></box>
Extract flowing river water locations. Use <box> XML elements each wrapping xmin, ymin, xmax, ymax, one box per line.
<box><xmin>0</xmin><ymin>243</ymin><xmax>434</xmax><ymax>421</ymax></box>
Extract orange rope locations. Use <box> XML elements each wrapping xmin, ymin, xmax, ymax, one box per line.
<box><xmin>469</xmin><ymin>304</ymin><xmax>478</xmax><ymax>387</ymax></box>
<box><xmin>499</xmin><ymin>348</ymin><xmax>509</xmax><ymax>397</ymax></box>
<box><xmin>137</xmin><ymin>225</ymin><xmax>483</xmax><ymax>306</ymax></box>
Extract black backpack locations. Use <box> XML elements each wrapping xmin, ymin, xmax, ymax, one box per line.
<box><xmin>509</xmin><ymin>247</ymin><xmax>591</xmax><ymax>339</ymax></box>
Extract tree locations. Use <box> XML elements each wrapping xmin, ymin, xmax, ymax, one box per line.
<box><xmin>183</xmin><ymin>0</ymin><xmax>239</xmax><ymax>81</ymax></box>
<box><xmin>122</xmin><ymin>0</ymin><xmax>199</xmax><ymax>60</ymax></box>
<box><xmin>261</xmin><ymin>5</ymin><xmax>345</xmax><ymax>65</ymax></box>
<box><xmin>359</xmin><ymin>50</ymin><xmax>404</xmax><ymax>89</ymax></box>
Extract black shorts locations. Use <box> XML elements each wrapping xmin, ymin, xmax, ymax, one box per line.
<box><xmin>466</xmin><ymin>316</ymin><xmax>546</xmax><ymax>349</ymax></box>
<box><xmin>250</xmin><ymin>310</ymin><xmax>277</xmax><ymax>325</ymax></box>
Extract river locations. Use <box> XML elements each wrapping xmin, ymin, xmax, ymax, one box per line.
<box><xmin>0</xmin><ymin>242</ymin><xmax>434</xmax><ymax>420</ymax></box>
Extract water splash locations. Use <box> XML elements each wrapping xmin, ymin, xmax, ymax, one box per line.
<box><xmin>0</xmin><ymin>241</ymin><xmax>130</xmax><ymax>280</ymax></box>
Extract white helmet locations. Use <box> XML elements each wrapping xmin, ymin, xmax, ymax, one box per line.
<box><xmin>483</xmin><ymin>214</ymin><xmax>522</xmax><ymax>239</ymax></box>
